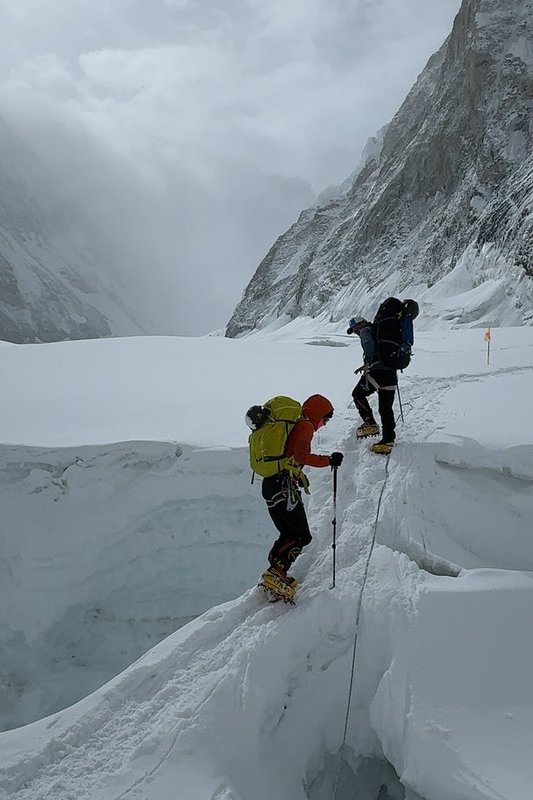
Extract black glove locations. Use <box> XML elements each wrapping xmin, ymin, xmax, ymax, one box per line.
<box><xmin>329</xmin><ymin>452</ymin><xmax>344</xmax><ymax>467</ymax></box>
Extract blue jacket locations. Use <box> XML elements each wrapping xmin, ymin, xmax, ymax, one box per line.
<box><xmin>359</xmin><ymin>325</ymin><xmax>377</xmax><ymax>364</ymax></box>
<box><xmin>358</xmin><ymin>324</ymin><xmax>395</xmax><ymax>372</ymax></box>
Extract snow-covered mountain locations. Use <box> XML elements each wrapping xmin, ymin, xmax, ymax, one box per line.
<box><xmin>226</xmin><ymin>0</ymin><xmax>533</xmax><ymax>337</ymax></box>
<box><xmin>0</xmin><ymin>117</ymin><xmax>143</xmax><ymax>343</ymax></box>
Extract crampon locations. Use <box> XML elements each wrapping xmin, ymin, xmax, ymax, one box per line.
<box><xmin>259</xmin><ymin>569</ymin><xmax>297</xmax><ymax>604</ymax></box>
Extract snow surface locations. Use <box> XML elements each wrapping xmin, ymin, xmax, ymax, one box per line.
<box><xmin>0</xmin><ymin>317</ymin><xmax>532</xmax><ymax>800</ymax></box>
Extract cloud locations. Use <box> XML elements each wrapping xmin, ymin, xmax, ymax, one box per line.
<box><xmin>0</xmin><ymin>0</ymin><xmax>460</xmax><ymax>334</ymax></box>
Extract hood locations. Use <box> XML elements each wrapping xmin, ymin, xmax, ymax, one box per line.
<box><xmin>302</xmin><ymin>394</ymin><xmax>334</xmax><ymax>430</ymax></box>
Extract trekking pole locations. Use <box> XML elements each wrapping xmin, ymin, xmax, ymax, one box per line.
<box><xmin>397</xmin><ymin>381</ymin><xmax>404</xmax><ymax>423</ymax></box>
<box><xmin>331</xmin><ymin>466</ymin><xmax>338</xmax><ymax>589</ymax></box>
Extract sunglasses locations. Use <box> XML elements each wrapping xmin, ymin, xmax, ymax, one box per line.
<box><xmin>322</xmin><ymin>411</ymin><xmax>334</xmax><ymax>424</ymax></box>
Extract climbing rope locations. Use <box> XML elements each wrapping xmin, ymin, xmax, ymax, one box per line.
<box><xmin>332</xmin><ymin>454</ymin><xmax>391</xmax><ymax>799</ymax></box>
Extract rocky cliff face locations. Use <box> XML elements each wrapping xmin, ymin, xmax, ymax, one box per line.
<box><xmin>227</xmin><ymin>0</ymin><xmax>533</xmax><ymax>337</ymax></box>
<box><xmin>0</xmin><ymin>118</ymin><xmax>142</xmax><ymax>343</ymax></box>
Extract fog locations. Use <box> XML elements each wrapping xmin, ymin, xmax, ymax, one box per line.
<box><xmin>0</xmin><ymin>0</ymin><xmax>460</xmax><ymax>334</ymax></box>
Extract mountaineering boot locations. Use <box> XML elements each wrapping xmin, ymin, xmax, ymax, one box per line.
<box><xmin>356</xmin><ymin>421</ymin><xmax>380</xmax><ymax>439</ymax></box>
<box><xmin>370</xmin><ymin>441</ymin><xmax>394</xmax><ymax>455</ymax></box>
<box><xmin>259</xmin><ymin>566</ymin><xmax>298</xmax><ymax>602</ymax></box>
<box><xmin>266</xmin><ymin>565</ymin><xmax>298</xmax><ymax>588</ymax></box>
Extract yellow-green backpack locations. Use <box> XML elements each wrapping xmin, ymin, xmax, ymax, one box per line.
<box><xmin>247</xmin><ymin>396</ymin><xmax>302</xmax><ymax>478</ymax></box>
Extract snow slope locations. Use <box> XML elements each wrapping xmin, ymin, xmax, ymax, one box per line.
<box><xmin>0</xmin><ymin>320</ymin><xmax>532</xmax><ymax>799</ymax></box>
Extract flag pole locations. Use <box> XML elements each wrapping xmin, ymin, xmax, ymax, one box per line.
<box><xmin>484</xmin><ymin>327</ymin><xmax>491</xmax><ymax>365</ymax></box>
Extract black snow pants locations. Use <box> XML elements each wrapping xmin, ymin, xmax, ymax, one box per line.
<box><xmin>352</xmin><ymin>368</ymin><xmax>398</xmax><ymax>442</ymax></box>
<box><xmin>261</xmin><ymin>472</ymin><xmax>312</xmax><ymax>572</ymax></box>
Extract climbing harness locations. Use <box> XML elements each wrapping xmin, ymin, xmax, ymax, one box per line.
<box><xmin>332</xmin><ymin>454</ymin><xmax>391</xmax><ymax>800</ymax></box>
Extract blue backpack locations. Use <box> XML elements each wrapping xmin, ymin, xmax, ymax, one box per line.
<box><xmin>373</xmin><ymin>298</ymin><xmax>419</xmax><ymax>370</ymax></box>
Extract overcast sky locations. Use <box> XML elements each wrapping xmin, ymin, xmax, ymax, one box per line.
<box><xmin>0</xmin><ymin>0</ymin><xmax>460</xmax><ymax>335</ymax></box>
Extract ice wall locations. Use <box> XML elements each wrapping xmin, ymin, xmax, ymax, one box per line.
<box><xmin>0</xmin><ymin>441</ymin><xmax>265</xmax><ymax>730</ymax></box>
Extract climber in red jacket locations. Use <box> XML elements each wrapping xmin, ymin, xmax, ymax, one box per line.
<box><xmin>261</xmin><ymin>394</ymin><xmax>343</xmax><ymax>582</ymax></box>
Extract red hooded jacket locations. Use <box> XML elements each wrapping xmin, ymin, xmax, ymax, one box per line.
<box><xmin>284</xmin><ymin>394</ymin><xmax>333</xmax><ymax>468</ymax></box>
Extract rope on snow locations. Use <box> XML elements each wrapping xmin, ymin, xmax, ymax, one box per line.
<box><xmin>332</xmin><ymin>453</ymin><xmax>391</xmax><ymax>799</ymax></box>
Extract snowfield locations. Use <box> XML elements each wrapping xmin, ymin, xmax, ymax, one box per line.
<box><xmin>0</xmin><ymin>320</ymin><xmax>532</xmax><ymax>800</ymax></box>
